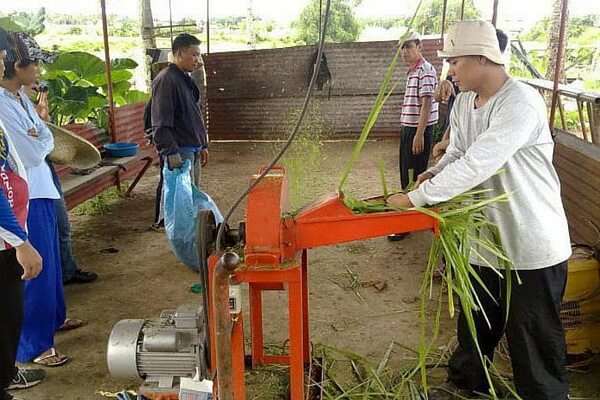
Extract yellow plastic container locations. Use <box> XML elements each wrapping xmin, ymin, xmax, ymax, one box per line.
<box><xmin>565</xmin><ymin>323</ymin><xmax>600</xmax><ymax>355</ymax></box>
<box><xmin>563</xmin><ymin>249</ymin><xmax>600</xmax><ymax>302</ymax></box>
<box><xmin>561</xmin><ymin>247</ymin><xmax>600</xmax><ymax>354</ymax></box>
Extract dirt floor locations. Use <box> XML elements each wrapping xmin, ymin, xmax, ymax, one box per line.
<box><xmin>15</xmin><ymin>140</ymin><xmax>600</xmax><ymax>400</ymax></box>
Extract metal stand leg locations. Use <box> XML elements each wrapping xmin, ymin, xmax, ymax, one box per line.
<box><xmin>288</xmin><ymin>273</ymin><xmax>305</xmax><ymax>400</ymax></box>
<box><xmin>232</xmin><ymin>315</ymin><xmax>246</xmax><ymax>400</ymax></box>
<box><xmin>249</xmin><ymin>284</ymin><xmax>264</xmax><ymax>367</ymax></box>
<box><xmin>301</xmin><ymin>250</ymin><xmax>310</xmax><ymax>364</ymax></box>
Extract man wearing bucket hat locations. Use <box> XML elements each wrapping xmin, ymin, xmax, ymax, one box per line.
<box><xmin>388</xmin><ymin>32</ymin><xmax>439</xmax><ymax>241</ymax></box>
<box><xmin>388</xmin><ymin>20</ymin><xmax>571</xmax><ymax>400</ymax></box>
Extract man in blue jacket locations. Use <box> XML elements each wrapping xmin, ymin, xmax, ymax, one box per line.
<box><xmin>151</xmin><ymin>33</ymin><xmax>208</xmax><ymax>184</ymax></box>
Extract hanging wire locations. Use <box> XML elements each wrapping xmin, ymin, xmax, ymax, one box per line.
<box><xmin>215</xmin><ymin>0</ymin><xmax>333</xmax><ymax>257</ymax></box>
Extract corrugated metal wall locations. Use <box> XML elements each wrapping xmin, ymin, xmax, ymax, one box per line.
<box><xmin>204</xmin><ymin>39</ymin><xmax>443</xmax><ymax>140</ymax></box>
<box><xmin>554</xmin><ymin>131</ymin><xmax>600</xmax><ymax>245</ymax></box>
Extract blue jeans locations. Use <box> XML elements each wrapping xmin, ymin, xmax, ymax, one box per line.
<box><xmin>55</xmin><ymin>193</ymin><xmax>79</xmax><ymax>281</ymax></box>
<box><xmin>48</xmin><ymin>162</ymin><xmax>79</xmax><ymax>282</ymax></box>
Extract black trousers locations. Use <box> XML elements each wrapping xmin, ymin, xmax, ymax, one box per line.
<box><xmin>0</xmin><ymin>249</ymin><xmax>24</xmax><ymax>390</ymax></box>
<box><xmin>448</xmin><ymin>261</ymin><xmax>569</xmax><ymax>400</ymax></box>
<box><xmin>399</xmin><ymin>125</ymin><xmax>433</xmax><ymax>190</ymax></box>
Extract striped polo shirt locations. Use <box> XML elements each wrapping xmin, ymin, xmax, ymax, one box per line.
<box><xmin>400</xmin><ymin>58</ymin><xmax>439</xmax><ymax>127</ymax></box>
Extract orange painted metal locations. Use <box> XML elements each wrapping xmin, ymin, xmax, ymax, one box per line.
<box><xmin>210</xmin><ymin>167</ymin><xmax>439</xmax><ymax>400</ymax></box>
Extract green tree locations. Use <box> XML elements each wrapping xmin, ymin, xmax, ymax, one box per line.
<box><xmin>521</xmin><ymin>14</ymin><xmax>599</xmax><ymax>43</ymax></box>
<box><xmin>293</xmin><ymin>0</ymin><xmax>363</xmax><ymax>44</ymax></box>
<box><xmin>411</xmin><ymin>0</ymin><xmax>480</xmax><ymax>35</ymax></box>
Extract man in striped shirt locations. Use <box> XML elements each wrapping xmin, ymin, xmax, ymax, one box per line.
<box><xmin>389</xmin><ymin>33</ymin><xmax>439</xmax><ymax>241</ymax></box>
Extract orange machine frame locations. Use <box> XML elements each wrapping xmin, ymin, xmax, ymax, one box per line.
<box><xmin>208</xmin><ymin>167</ymin><xmax>439</xmax><ymax>400</ymax></box>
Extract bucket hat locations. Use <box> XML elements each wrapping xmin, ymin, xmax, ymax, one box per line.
<box><xmin>438</xmin><ymin>20</ymin><xmax>504</xmax><ymax>65</ymax></box>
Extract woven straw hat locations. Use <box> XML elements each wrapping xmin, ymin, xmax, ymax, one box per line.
<box><xmin>438</xmin><ymin>20</ymin><xmax>505</xmax><ymax>65</ymax></box>
<box><xmin>47</xmin><ymin>123</ymin><xmax>101</xmax><ymax>169</ymax></box>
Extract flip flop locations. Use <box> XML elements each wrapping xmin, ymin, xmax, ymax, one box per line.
<box><xmin>32</xmin><ymin>348</ymin><xmax>71</xmax><ymax>367</ymax></box>
<box><xmin>58</xmin><ymin>318</ymin><xmax>85</xmax><ymax>332</ymax></box>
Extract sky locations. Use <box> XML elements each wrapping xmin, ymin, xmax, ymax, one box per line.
<box><xmin>1</xmin><ymin>0</ymin><xmax>599</xmax><ymax>26</ymax></box>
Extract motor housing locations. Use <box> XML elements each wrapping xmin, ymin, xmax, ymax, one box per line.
<box><xmin>107</xmin><ymin>304</ymin><xmax>209</xmax><ymax>387</ymax></box>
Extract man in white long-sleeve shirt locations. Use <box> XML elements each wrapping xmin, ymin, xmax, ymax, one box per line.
<box><xmin>389</xmin><ymin>21</ymin><xmax>571</xmax><ymax>400</ymax></box>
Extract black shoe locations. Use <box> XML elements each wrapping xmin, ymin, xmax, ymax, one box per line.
<box><xmin>0</xmin><ymin>390</ymin><xmax>23</xmax><ymax>400</ymax></box>
<box><xmin>150</xmin><ymin>220</ymin><xmax>164</xmax><ymax>232</ymax></box>
<box><xmin>64</xmin><ymin>269</ymin><xmax>98</xmax><ymax>284</ymax></box>
<box><xmin>387</xmin><ymin>233</ymin><xmax>410</xmax><ymax>242</ymax></box>
<box><xmin>8</xmin><ymin>368</ymin><xmax>46</xmax><ymax>390</ymax></box>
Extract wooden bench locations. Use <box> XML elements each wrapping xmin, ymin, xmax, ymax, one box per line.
<box><xmin>56</xmin><ymin>102</ymin><xmax>159</xmax><ymax>210</ymax></box>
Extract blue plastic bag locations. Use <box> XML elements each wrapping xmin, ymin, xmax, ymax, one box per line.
<box><xmin>163</xmin><ymin>159</ymin><xmax>223</xmax><ymax>270</ymax></box>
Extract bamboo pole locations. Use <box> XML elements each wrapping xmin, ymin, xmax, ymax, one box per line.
<box><xmin>100</xmin><ymin>0</ymin><xmax>116</xmax><ymax>141</ymax></box>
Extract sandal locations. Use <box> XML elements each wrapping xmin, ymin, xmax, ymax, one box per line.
<box><xmin>58</xmin><ymin>318</ymin><xmax>85</xmax><ymax>332</ymax></box>
<box><xmin>32</xmin><ymin>348</ymin><xmax>71</xmax><ymax>367</ymax></box>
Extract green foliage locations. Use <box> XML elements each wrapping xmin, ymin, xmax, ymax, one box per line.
<box><xmin>0</xmin><ymin>17</ymin><xmax>22</xmax><ymax>33</ymax></box>
<box><xmin>411</xmin><ymin>0</ymin><xmax>480</xmax><ymax>35</ymax></box>
<box><xmin>42</xmin><ymin>51</ymin><xmax>149</xmax><ymax>127</ymax></box>
<box><xmin>0</xmin><ymin>8</ymin><xmax>47</xmax><ymax>36</ymax></box>
<box><xmin>72</xmin><ymin>185</ymin><xmax>126</xmax><ymax>216</ymax></box>
<box><xmin>67</xmin><ymin>26</ymin><xmax>83</xmax><ymax>35</ymax></box>
<box><xmin>361</xmin><ymin>16</ymin><xmax>405</xmax><ymax>30</ymax></box>
<box><xmin>112</xmin><ymin>18</ymin><xmax>139</xmax><ymax>37</ymax></box>
<box><xmin>521</xmin><ymin>14</ymin><xmax>599</xmax><ymax>43</ymax></box>
<box><xmin>293</xmin><ymin>0</ymin><xmax>363</xmax><ymax>45</ymax></box>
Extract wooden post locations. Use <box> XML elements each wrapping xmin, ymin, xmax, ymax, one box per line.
<box><xmin>549</xmin><ymin>0</ymin><xmax>569</xmax><ymax>132</ymax></box>
<box><xmin>558</xmin><ymin>97</ymin><xmax>567</xmax><ymax>130</ymax></box>
<box><xmin>206</xmin><ymin>0</ymin><xmax>210</xmax><ymax>54</ymax></box>
<box><xmin>492</xmin><ymin>0</ymin><xmax>500</xmax><ymax>27</ymax></box>
<box><xmin>100</xmin><ymin>0</ymin><xmax>116</xmax><ymax>142</ymax></box>
<box><xmin>576</xmin><ymin>99</ymin><xmax>589</xmax><ymax>141</ymax></box>
<box><xmin>591</xmin><ymin>103</ymin><xmax>600</xmax><ymax>144</ymax></box>
<box><xmin>441</xmin><ymin>0</ymin><xmax>448</xmax><ymax>46</ymax></box>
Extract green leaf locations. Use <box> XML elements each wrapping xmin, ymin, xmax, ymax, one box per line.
<box><xmin>87</xmin><ymin>69</ymin><xmax>133</xmax><ymax>86</ymax></box>
<box><xmin>111</xmin><ymin>58</ymin><xmax>138</xmax><ymax>70</ymax></box>
<box><xmin>46</xmin><ymin>52</ymin><xmax>105</xmax><ymax>79</ymax></box>
<box><xmin>0</xmin><ymin>17</ymin><xmax>22</xmax><ymax>32</ymax></box>
<box><xmin>87</xmin><ymin>95</ymin><xmax>107</xmax><ymax>109</ymax></box>
<box><xmin>63</xmin><ymin>86</ymin><xmax>89</xmax><ymax>102</ymax></box>
<box><xmin>122</xmin><ymin>90</ymin><xmax>150</xmax><ymax>104</ymax></box>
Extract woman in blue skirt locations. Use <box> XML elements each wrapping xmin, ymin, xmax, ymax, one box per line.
<box><xmin>0</xmin><ymin>33</ymin><xmax>75</xmax><ymax>366</ymax></box>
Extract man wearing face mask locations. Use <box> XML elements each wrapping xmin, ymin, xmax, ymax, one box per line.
<box><xmin>151</xmin><ymin>33</ymin><xmax>208</xmax><ymax>184</ymax></box>
<box><xmin>388</xmin><ymin>20</ymin><xmax>571</xmax><ymax>400</ymax></box>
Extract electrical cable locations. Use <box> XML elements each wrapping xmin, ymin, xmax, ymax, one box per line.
<box><xmin>215</xmin><ymin>0</ymin><xmax>332</xmax><ymax>257</ymax></box>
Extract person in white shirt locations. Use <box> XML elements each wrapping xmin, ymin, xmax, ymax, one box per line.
<box><xmin>0</xmin><ymin>31</ymin><xmax>75</xmax><ymax>368</ymax></box>
<box><xmin>388</xmin><ymin>21</ymin><xmax>571</xmax><ymax>400</ymax></box>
